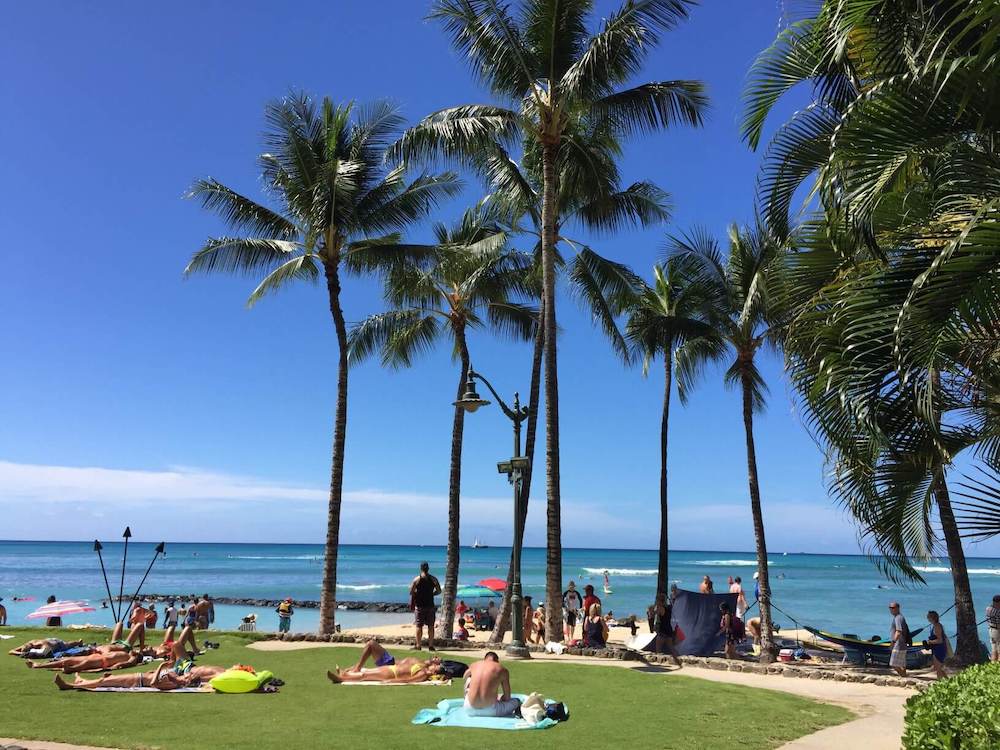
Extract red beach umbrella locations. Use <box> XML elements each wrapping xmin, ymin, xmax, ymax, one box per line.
<box><xmin>478</xmin><ymin>578</ymin><xmax>507</xmax><ymax>592</ymax></box>
<box><xmin>26</xmin><ymin>600</ymin><xmax>96</xmax><ymax>620</ymax></box>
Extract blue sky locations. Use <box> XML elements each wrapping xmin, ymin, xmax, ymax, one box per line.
<box><xmin>2</xmin><ymin>1</ymin><xmax>995</xmax><ymax>556</ymax></box>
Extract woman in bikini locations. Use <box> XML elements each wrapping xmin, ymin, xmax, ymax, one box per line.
<box><xmin>326</xmin><ymin>656</ymin><xmax>443</xmax><ymax>684</ymax></box>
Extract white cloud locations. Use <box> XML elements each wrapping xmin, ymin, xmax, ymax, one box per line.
<box><xmin>0</xmin><ymin>459</ymin><xmax>647</xmax><ymax>545</ymax></box>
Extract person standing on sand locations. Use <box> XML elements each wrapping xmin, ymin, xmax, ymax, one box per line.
<box><xmin>731</xmin><ymin>576</ymin><xmax>748</xmax><ymax>619</ymax></box>
<box><xmin>719</xmin><ymin>602</ymin><xmax>737</xmax><ymax>659</ymax></box>
<box><xmin>652</xmin><ymin>593</ymin><xmax>682</xmax><ymax>668</ymax></box>
<box><xmin>487</xmin><ymin>599</ymin><xmax>498</xmax><ymax>631</ymax></box>
<box><xmin>924</xmin><ymin>610</ymin><xmax>949</xmax><ymax>680</ymax></box>
<box><xmin>410</xmin><ymin>561</ymin><xmax>441</xmax><ymax>651</ymax></box>
<box><xmin>45</xmin><ymin>595</ymin><xmax>62</xmax><ymax>627</ymax></box>
<box><xmin>562</xmin><ymin>581</ymin><xmax>583</xmax><ymax>641</ymax></box>
<box><xmin>888</xmin><ymin>601</ymin><xmax>910</xmax><ymax>677</ymax></box>
<box><xmin>276</xmin><ymin>597</ymin><xmax>294</xmax><ymax>633</ymax></box>
<box><xmin>986</xmin><ymin>594</ymin><xmax>1000</xmax><ymax>661</ymax></box>
<box><xmin>582</xmin><ymin>584</ymin><xmax>601</xmax><ymax>619</ymax></box>
<box><xmin>164</xmin><ymin>600</ymin><xmax>178</xmax><ymax>629</ymax></box>
<box><xmin>464</xmin><ymin>652</ymin><xmax>519</xmax><ymax>717</ymax></box>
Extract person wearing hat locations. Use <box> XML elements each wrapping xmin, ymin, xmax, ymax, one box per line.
<box><xmin>562</xmin><ymin>581</ymin><xmax>583</xmax><ymax>640</ymax></box>
<box><xmin>986</xmin><ymin>594</ymin><xmax>1000</xmax><ymax>661</ymax></box>
<box><xmin>276</xmin><ymin>597</ymin><xmax>294</xmax><ymax>633</ymax></box>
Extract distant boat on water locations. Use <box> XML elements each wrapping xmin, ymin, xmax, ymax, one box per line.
<box><xmin>472</xmin><ymin>537</ymin><xmax>488</xmax><ymax>549</ymax></box>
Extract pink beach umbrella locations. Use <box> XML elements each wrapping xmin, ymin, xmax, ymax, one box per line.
<box><xmin>26</xmin><ymin>600</ymin><xmax>96</xmax><ymax>620</ymax></box>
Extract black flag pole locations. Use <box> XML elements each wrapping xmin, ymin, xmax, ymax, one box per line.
<box><xmin>117</xmin><ymin>526</ymin><xmax>131</xmax><ymax>623</ymax></box>
<box><xmin>122</xmin><ymin>542</ymin><xmax>165</xmax><ymax>622</ymax></box>
<box><xmin>93</xmin><ymin>540</ymin><xmax>118</xmax><ymax>622</ymax></box>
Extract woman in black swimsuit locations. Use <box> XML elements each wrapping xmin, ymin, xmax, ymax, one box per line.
<box><xmin>652</xmin><ymin>593</ymin><xmax>682</xmax><ymax>667</ymax></box>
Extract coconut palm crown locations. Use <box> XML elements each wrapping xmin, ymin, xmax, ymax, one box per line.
<box><xmin>184</xmin><ymin>93</ymin><xmax>460</xmax><ymax>634</ymax></box>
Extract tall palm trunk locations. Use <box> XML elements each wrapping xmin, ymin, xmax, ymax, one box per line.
<box><xmin>934</xmin><ymin>474</ymin><xmax>983</xmax><ymax>665</ymax></box>
<box><xmin>657</xmin><ymin>348</ymin><xmax>673</xmax><ymax>597</ymax></box>
<box><xmin>319</xmin><ymin>260</ymin><xmax>349</xmax><ymax>635</ymax></box>
<box><xmin>541</xmin><ymin>141</ymin><xmax>563</xmax><ymax>641</ymax></box>
<box><xmin>440</xmin><ymin>329</ymin><xmax>470</xmax><ymax>639</ymax></box>
<box><xmin>491</xmin><ymin>304</ymin><xmax>544</xmax><ymax>643</ymax></box>
<box><xmin>741</xmin><ymin>368</ymin><xmax>776</xmax><ymax>661</ymax></box>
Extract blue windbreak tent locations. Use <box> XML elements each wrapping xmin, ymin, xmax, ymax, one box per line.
<box><xmin>671</xmin><ymin>589</ymin><xmax>739</xmax><ymax>656</ymax></box>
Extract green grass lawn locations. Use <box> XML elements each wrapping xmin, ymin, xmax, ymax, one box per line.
<box><xmin>0</xmin><ymin>628</ymin><xmax>851</xmax><ymax>750</ymax></box>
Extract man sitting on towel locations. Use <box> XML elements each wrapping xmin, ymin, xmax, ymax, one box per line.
<box><xmin>464</xmin><ymin>652</ymin><xmax>520</xmax><ymax>717</ymax></box>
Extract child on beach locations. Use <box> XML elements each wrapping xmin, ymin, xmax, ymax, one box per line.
<box><xmin>456</xmin><ymin>617</ymin><xmax>469</xmax><ymax>641</ymax></box>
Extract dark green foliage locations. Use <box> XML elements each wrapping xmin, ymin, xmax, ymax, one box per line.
<box><xmin>903</xmin><ymin>662</ymin><xmax>1000</xmax><ymax>749</ymax></box>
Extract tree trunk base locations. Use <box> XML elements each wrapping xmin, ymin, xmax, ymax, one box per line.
<box><xmin>757</xmin><ymin>645</ymin><xmax>779</xmax><ymax>664</ymax></box>
<box><xmin>505</xmin><ymin>644</ymin><xmax>532</xmax><ymax>659</ymax></box>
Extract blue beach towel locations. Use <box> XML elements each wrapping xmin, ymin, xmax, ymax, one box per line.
<box><xmin>412</xmin><ymin>694</ymin><xmax>564</xmax><ymax>730</ymax></box>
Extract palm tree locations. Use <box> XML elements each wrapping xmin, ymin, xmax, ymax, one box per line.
<box><xmin>481</xmin><ymin>121</ymin><xmax>673</xmax><ymax>642</ymax></box>
<box><xmin>674</xmin><ymin>225</ymin><xmax>787</xmax><ymax>661</ymax></box>
<box><xmin>743</xmin><ymin>0</ymin><xmax>999</xmax><ymax>664</ymax></box>
<box><xmin>397</xmin><ymin>0</ymin><xmax>706</xmax><ymax>639</ymax></box>
<box><xmin>621</xmin><ymin>256</ymin><xmax>724</xmax><ymax>596</ymax></box>
<box><xmin>184</xmin><ymin>93</ymin><xmax>459</xmax><ymax>634</ymax></box>
<box><xmin>347</xmin><ymin>208</ymin><xmax>535</xmax><ymax>638</ymax></box>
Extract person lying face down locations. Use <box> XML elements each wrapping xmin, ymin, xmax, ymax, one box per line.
<box><xmin>463</xmin><ymin>652</ymin><xmax>520</xmax><ymax>718</ymax></box>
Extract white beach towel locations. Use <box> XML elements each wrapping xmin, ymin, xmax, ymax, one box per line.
<box><xmin>342</xmin><ymin>679</ymin><xmax>452</xmax><ymax>687</ymax></box>
<box><xmin>88</xmin><ymin>685</ymin><xmax>215</xmax><ymax>693</ymax></box>
<box><xmin>0</xmin><ymin>634</ymin><xmax>15</xmax><ymax>640</ymax></box>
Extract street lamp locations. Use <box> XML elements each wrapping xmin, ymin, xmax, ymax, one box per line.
<box><xmin>454</xmin><ymin>364</ymin><xmax>531</xmax><ymax>658</ymax></box>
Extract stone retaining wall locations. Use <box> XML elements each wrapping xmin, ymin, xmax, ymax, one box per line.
<box><xmin>263</xmin><ymin>631</ymin><xmax>929</xmax><ymax>691</ymax></box>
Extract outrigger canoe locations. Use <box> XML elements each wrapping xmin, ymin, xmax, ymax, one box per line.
<box><xmin>804</xmin><ymin>626</ymin><xmax>927</xmax><ymax>665</ymax></box>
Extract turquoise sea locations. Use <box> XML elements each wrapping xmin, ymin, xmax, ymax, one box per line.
<box><xmin>2</xmin><ymin>540</ymin><xmax>1000</xmax><ymax>641</ymax></box>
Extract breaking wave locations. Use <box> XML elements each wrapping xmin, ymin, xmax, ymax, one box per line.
<box><xmin>915</xmin><ymin>566</ymin><xmax>1000</xmax><ymax>576</ymax></box>
<box><xmin>691</xmin><ymin>559</ymin><xmax>768</xmax><ymax>567</ymax></box>
<box><xmin>582</xmin><ymin>567</ymin><xmax>657</xmax><ymax>576</ymax></box>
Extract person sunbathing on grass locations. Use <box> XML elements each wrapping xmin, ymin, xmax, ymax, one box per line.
<box><xmin>10</xmin><ymin>637</ymin><xmax>86</xmax><ymax>659</ymax></box>
<box><xmin>345</xmin><ymin>639</ymin><xmax>432</xmax><ymax>674</ymax></box>
<box><xmin>54</xmin><ymin>660</ymin><xmax>228</xmax><ymax>691</ymax></box>
<box><xmin>26</xmin><ymin>621</ymin><xmax>159</xmax><ymax>672</ymax></box>
<box><xmin>327</xmin><ymin>656</ymin><xmax>444</xmax><ymax>684</ymax></box>
<box><xmin>28</xmin><ymin>645</ymin><xmax>146</xmax><ymax>673</ymax></box>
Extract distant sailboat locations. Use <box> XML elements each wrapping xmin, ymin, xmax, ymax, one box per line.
<box><xmin>603</xmin><ymin>569</ymin><xmax>613</xmax><ymax>595</ymax></box>
<box><xmin>472</xmin><ymin>537</ymin><xmax>488</xmax><ymax>549</ymax></box>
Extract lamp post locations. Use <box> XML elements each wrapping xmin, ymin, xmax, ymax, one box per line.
<box><xmin>454</xmin><ymin>364</ymin><xmax>531</xmax><ymax>658</ymax></box>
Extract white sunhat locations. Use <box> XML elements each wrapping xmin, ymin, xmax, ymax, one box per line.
<box><xmin>752</xmin><ymin>572</ymin><xmax>759</xmax><ymax>580</ymax></box>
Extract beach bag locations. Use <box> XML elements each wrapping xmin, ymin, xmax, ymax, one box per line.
<box><xmin>674</xmin><ymin>625</ymin><xmax>686</xmax><ymax>643</ymax></box>
<box><xmin>438</xmin><ymin>660</ymin><xmax>468</xmax><ymax>679</ymax></box>
<box><xmin>732</xmin><ymin>616</ymin><xmax>746</xmax><ymax>641</ymax></box>
<box><xmin>546</xmin><ymin>702</ymin><xmax>569</xmax><ymax>722</ymax></box>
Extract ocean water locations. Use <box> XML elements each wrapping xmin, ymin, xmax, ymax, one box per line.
<box><xmin>2</xmin><ymin>540</ymin><xmax>1000</xmax><ymax>641</ymax></box>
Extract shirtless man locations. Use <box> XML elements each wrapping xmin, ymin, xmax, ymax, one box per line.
<box><xmin>10</xmin><ymin>637</ymin><xmax>86</xmax><ymax>659</ymax></box>
<box><xmin>326</xmin><ymin>656</ymin><xmax>443</xmax><ymax>684</ymax></box>
<box><xmin>54</xmin><ymin>661</ymin><xmax>227</xmax><ymax>691</ymax></box>
<box><xmin>464</xmin><ymin>652</ymin><xmax>519</xmax><ymax>717</ymax></box>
